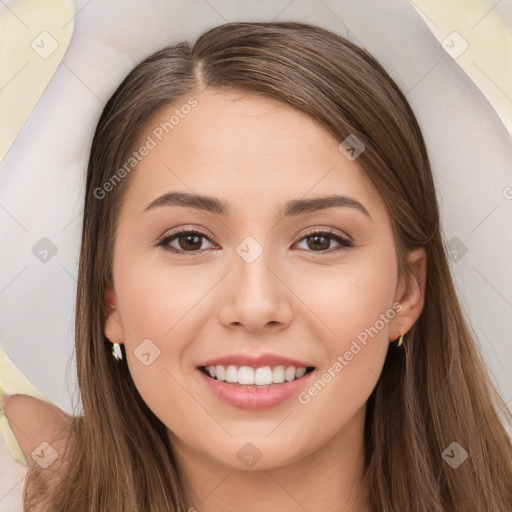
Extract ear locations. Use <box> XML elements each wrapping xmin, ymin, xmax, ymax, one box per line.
<box><xmin>105</xmin><ymin>285</ymin><xmax>125</xmax><ymax>345</ymax></box>
<box><xmin>390</xmin><ymin>247</ymin><xmax>427</xmax><ymax>340</ymax></box>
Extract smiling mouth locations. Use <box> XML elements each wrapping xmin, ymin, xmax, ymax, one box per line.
<box><xmin>198</xmin><ymin>365</ymin><xmax>315</xmax><ymax>388</ymax></box>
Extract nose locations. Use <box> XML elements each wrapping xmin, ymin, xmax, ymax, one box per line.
<box><xmin>217</xmin><ymin>252</ymin><xmax>294</xmax><ymax>334</ymax></box>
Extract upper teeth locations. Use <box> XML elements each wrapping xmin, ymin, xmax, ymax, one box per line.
<box><xmin>206</xmin><ymin>365</ymin><xmax>308</xmax><ymax>385</ymax></box>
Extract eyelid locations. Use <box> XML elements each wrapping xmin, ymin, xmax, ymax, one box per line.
<box><xmin>298</xmin><ymin>226</ymin><xmax>352</xmax><ymax>243</ymax></box>
<box><xmin>157</xmin><ymin>225</ymin><xmax>217</xmax><ymax>244</ymax></box>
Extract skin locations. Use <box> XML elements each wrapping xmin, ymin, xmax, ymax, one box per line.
<box><xmin>2</xmin><ymin>394</ymin><xmax>74</xmax><ymax>512</ymax></box>
<box><xmin>5</xmin><ymin>88</ymin><xmax>426</xmax><ymax>512</ymax></box>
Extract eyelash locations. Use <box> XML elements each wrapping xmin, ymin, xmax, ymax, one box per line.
<box><xmin>156</xmin><ymin>227</ymin><xmax>353</xmax><ymax>255</ymax></box>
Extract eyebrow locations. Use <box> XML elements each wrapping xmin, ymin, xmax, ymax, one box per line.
<box><xmin>142</xmin><ymin>191</ymin><xmax>372</xmax><ymax>222</ymax></box>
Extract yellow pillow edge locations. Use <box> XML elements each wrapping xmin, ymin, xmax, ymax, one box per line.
<box><xmin>0</xmin><ymin>345</ymin><xmax>57</xmax><ymax>466</ymax></box>
<box><xmin>0</xmin><ymin>0</ymin><xmax>76</xmax><ymax>163</ymax></box>
<box><xmin>410</xmin><ymin>0</ymin><xmax>512</xmax><ymax>134</ymax></box>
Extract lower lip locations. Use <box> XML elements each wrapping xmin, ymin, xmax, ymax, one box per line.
<box><xmin>197</xmin><ymin>368</ymin><xmax>315</xmax><ymax>410</ymax></box>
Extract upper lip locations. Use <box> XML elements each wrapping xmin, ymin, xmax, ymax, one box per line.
<box><xmin>198</xmin><ymin>352</ymin><xmax>315</xmax><ymax>369</ymax></box>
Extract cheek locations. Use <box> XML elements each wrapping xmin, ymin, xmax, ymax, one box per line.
<box><xmin>297</xmin><ymin>247</ymin><xmax>397</xmax><ymax>342</ymax></box>
<box><xmin>110</xmin><ymin>254</ymin><xmax>192</xmax><ymax>387</ymax></box>
<box><xmin>114</xmin><ymin>250</ymin><xmax>209</xmax><ymax>342</ymax></box>
<box><xmin>114</xmin><ymin>262</ymin><xmax>203</xmax><ymax>427</ymax></box>
<box><xmin>112</xmin><ymin>251</ymin><xmax>224</xmax><ymax>411</ymax></box>
<box><xmin>292</xmin><ymin>249</ymin><xmax>396</xmax><ymax>426</ymax></box>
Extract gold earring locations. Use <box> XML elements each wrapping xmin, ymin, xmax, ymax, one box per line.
<box><xmin>397</xmin><ymin>330</ymin><xmax>404</xmax><ymax>347</ymax></box>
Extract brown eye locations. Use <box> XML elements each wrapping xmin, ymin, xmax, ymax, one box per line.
<box><xmin>306</xmin><ymin>234</ymin><xmax>330</xmax><ymax>251</ymax></box>
<box><xmin>295</xmin><ymin>230</ymin><xmax>353</xmax><ymax>253</ymax></box>
<box><xmin>175</xmin><ymin>233</ymin><xmax>203</xmax><ymax>251</ymax></box>
<box><xmin>157</xmin><ymin>230</ymin><xmax>215</xmax><ymax>254</ymax></box>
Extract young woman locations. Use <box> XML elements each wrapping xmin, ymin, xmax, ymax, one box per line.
<box><xmin>5</xmin><ymin>20</ymin><xmax>512</xmax><ymax>512</ymax></box>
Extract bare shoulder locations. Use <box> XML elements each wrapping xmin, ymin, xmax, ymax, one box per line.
<box><xmin>3</xmin><ymin>394</ymin><xmax>74</xmax><ymax>474</ymax></box>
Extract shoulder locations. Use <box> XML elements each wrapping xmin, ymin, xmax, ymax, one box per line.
<box><xmin>3</xmin><ymin>394</ymin><xmax>74</xmax><ymax>474</ymax></box>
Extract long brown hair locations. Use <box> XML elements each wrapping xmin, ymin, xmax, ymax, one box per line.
<box><xmin>24</xmin><ymin>21</ymin><xmax>512</xmax><ymax>511</ymax></box>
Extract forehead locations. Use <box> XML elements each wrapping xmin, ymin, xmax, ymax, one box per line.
<box><xmin>120</xmin><ymin>89</ymin><xmax>385</xmax><ymax>221</ymax></box>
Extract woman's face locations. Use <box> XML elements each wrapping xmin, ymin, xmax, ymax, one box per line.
<box><xmin>105</xmin><ymin>88</ymin><xmax>424</xmax><ymax>472</ymax></box>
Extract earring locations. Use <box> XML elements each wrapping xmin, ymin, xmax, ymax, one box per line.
<box><xmin>106</xmin><ymin>335</ymin><xmax>123</xmax><ymax>361</ymax></box>
<box><xmin>112</xmin><ymin>342</ymin><xmax>123</xmax><ymax>361</ymax></box>
<box><xmin>396</xmin><ymin>330</ymin><xmax>404</xmax><ymax>347</ymax></box>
